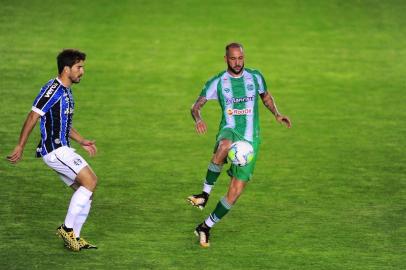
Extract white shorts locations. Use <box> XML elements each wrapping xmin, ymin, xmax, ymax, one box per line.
<box><xmin>42</xmin><ymin>146</ymin><xmax>88</xmax><ymax>186</ymax></box>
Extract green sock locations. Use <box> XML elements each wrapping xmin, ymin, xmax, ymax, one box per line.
<box><xmin>205</xmin><ymin>162</ymin><xmax>223</xmax><ymax>185</ymax></box>
<box><xmin>204</xmin><ymin>197</ymin><xmax>232</xmax><ymax>228</ymax></box>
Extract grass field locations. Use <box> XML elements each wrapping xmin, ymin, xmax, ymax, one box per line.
<box><xmin>1</xmin><ymin>0</ymin><xmax>405</xmax><ymax>269</ymax></box>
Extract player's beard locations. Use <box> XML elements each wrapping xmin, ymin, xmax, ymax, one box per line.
<box><xmin>228</xmin><ymin>63</ymin><xmax>244</xmax><ymax>76</ymax></box>
<box><xmin>70</xmin><ymin>75</ymin><xmax>82</xmax><ymax>84</ymax></box>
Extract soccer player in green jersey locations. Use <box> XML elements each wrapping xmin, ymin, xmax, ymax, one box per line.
<box><xmin>188</xmin><ymin>43</ymin><xmax>292</xmax><ymax>247</ymax></box>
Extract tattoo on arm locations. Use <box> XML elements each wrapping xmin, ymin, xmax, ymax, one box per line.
<box><xmin>191</xmin><ymin>96</ymin><xmax>207</xmax><ymax>122</ymax></box>
<box><xmin>260</xmin><ymin>92</ymin><xmax>280</xmax><ymax>117</ymax></box>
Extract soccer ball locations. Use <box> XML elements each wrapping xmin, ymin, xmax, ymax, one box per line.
<box><xmin>227</xmin><ymin>141</ymin><xmax>254</xmax><ymax>167</ymax></box>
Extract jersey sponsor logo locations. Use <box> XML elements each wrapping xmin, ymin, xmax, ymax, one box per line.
<box><xmin>44</xmin><ymin>82</ymin><xmax>59</xmax><ymax>98</ymax></box>
<box><xmin>226</xmin><ymin>108</ymin><xmax>253</xmax><ymax>116</ymax></box>
<box><xmin>225</xmin><ymin>96</ymin><xmax>254</xmax><ymax>105</ymax></box>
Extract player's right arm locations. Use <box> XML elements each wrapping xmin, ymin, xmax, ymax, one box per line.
<box><xmin>7</xmin><ymin>111</ymin><xmax>41</xmax><ymax>164</ymax></box>
<box><xmin>191</xmin><ymin>96</ymin><xmax>208</xmax><ymax>134</ymax></box>
<box><xmin>7</xmin><ymin>79</ymin><xmax>62</xmax><ymax>163</ymax></box>
<box><xmin>191</xmin><ymin>74</ymin><xmax>221</xmax><ymax>135</ymax></box>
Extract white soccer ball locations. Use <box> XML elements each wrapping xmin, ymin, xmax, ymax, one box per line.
<box><xmin>227</xmin><ymin>141</ymin><xmax>254</xmax><ymax>167</ymax></box>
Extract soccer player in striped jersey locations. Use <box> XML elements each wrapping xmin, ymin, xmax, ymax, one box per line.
<box><xmin>7</xmin><ymin>49</ymin><xmax>98</xmax><ymax>251</ymax></box>
<box><xmin>188</xmin><ymin>43</ymin><xmax>292</xmax><ymax>247</ymax></box>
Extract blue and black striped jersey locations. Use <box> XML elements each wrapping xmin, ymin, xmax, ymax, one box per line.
<box><xmin>32</xmin><ymin>78</ymin><xmax>74</xmax><ymax>157</ymax></box>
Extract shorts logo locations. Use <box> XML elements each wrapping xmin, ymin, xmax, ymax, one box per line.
<box><xmin>247</xmin><ymin>84</ymin><xmax>254</xmax><ymax>91</ymax></box>
<box><xmin>224</xmin><ymin>88</ymin><xmax>231</xmax><ymax>93</ymax></box>
<box><xmin>45</xmin><ymin>82</ymin><xmax>59</xmax><ymax>98</ymax></box>
<box><xmin>73</xmin><ymin>158</ymin><xmax>82</xmax><ymax>166</ymax></box>
<box><xmin>227</xmin><ymin>108</ymin><xmax>253</xmax><ymax>116</ymax></box>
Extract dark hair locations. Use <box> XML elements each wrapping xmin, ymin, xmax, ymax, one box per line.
<box><xmin>225</xmin><ymin>42</ymin><xmax>244</xmax><ymax>56</ymax></box>
<box><xmin>57</xmin><ymin>49</ymin><xmax>86</xmax><ymax>74</ymax></box>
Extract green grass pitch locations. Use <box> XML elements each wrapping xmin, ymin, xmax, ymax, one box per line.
<box><xmin>0</xmin><ymin>0</ymin><xmax>405</xmax><ymax>269</ymax></box>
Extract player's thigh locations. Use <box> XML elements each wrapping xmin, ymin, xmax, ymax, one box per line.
<box><xmin>75</xmin><ymin>166</ymin><xmax>97</xmax><ymax>190</ymax></box>
<box><xmin>213</xmin><ymin>140</ymin><xmax>232</xmax><ymax>162</ymax></box>
<box><xmin>212</xmin><ymin>129</ymin><xmax>237</xmax><ymax>162</ymax></box>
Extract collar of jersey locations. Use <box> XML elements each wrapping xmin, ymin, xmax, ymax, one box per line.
<box><xmin>55</xmin><ymin>77</ymin><xmax>70</xmax><ymax>89</ymax></box>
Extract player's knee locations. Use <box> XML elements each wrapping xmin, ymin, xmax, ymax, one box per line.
<box><xmin>218</xmin><ymin>140</ymin><xmax>232</xmax><ymax>154</ymax></box>
<box><xmin>85</xmin><ymin>181</ymin><xmax>97</xmax><ymax>192</ymax></box>
<box><xmin>78</xmin><ymin>174</ymin><xmax>98</xmax><ymax>192</ymax></box>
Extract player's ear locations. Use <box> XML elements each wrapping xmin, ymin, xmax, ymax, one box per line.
<box><xmin>63</xmin><ymin>66</ymin><xmax>70</xmax><ymax>73</ymax></box>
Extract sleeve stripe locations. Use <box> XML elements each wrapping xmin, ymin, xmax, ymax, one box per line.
<box><xmin>31</xmin><ymin>106</ymin><xmax>45</xmax><ymax>116</ymax></box>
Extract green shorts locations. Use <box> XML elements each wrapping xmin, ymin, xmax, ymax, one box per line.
<box><xmin>214</xmin><ymin>128</ymin><xmax>260</xmax><ymax>182</ymax></box>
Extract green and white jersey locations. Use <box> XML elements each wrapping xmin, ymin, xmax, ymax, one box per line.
<box><xmin>200</xmin><ymin>68</ymin><xmax>268</xmax><ymax>142</ymax></box>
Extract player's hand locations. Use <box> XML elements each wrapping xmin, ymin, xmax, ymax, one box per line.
<box><xmin>195</xmin><ymin>120</ymin><xmax>207</xmax><ymax>134</ymax></box>
<box><xmin>276</xmin><ymin>115</ymin><xmax>292</xmax><ymax>128</ymax></box>
<box><xmin>80</xmin><ymin>139</ymin><xmax>97</xmax><ymax>157</ymax></box>
<box><xmin>6</xmin><ymin>145</ymin><xmax>24</xmax><ymax>164</ymax></box>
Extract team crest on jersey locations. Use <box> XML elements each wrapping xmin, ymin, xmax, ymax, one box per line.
<box><xmin>247</xmin><ymin>84</ymin><xmax>254</xmax><ymax>91</ymax></box>
<box><xmin>54</xmin><ymin>138</ymin><xmax>61</xmax><ymax>145</ymax></box>
<box><xmin>224</xmin><ymin>88</ymin><xmax>230</xmax><ymax>93</ymax></box>
<box><xmin>227</xmin><ymin>108</ymin><xmax>253</xmax><ymax>116</ymax></box>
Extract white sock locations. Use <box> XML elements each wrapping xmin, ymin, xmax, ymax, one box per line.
<box><xmin>203</xmin><ymin>182</ymin><xmax>214</xmax><ymax>194</ymax></box>
<box><xmin>204</xmin><ymin>216</ymin><xmax>215</xmax><ymax>228</ymax></box>
<box><xmin>64</xmin><ymin>186</ymin><xmax>92</xmax><ymax>228</ymax></box>
<box><xmin>73</xmin><ymin>200</ymin><xmax>92</xmax><ymax>237</ymax></box>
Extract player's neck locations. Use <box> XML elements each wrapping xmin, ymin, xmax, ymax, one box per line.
<box><xmin>57</xmin><ymin>75</ymin><xmax>72</xmax><ymax>88</ymax></box>
<box><xmin>227</xmin><ymin>69</ymin><xmax>244</xmax><ymax>78</ymax></box>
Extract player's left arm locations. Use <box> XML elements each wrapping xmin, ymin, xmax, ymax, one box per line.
<box><xmin>69</xmin><ymin>127</ymin><xmax>97</xmax><ymax>156</ymax></box>
<box><xmin>260</xmin><ymin>92</ymin><xmax>292</xmax><ymax>128</ymax></box>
